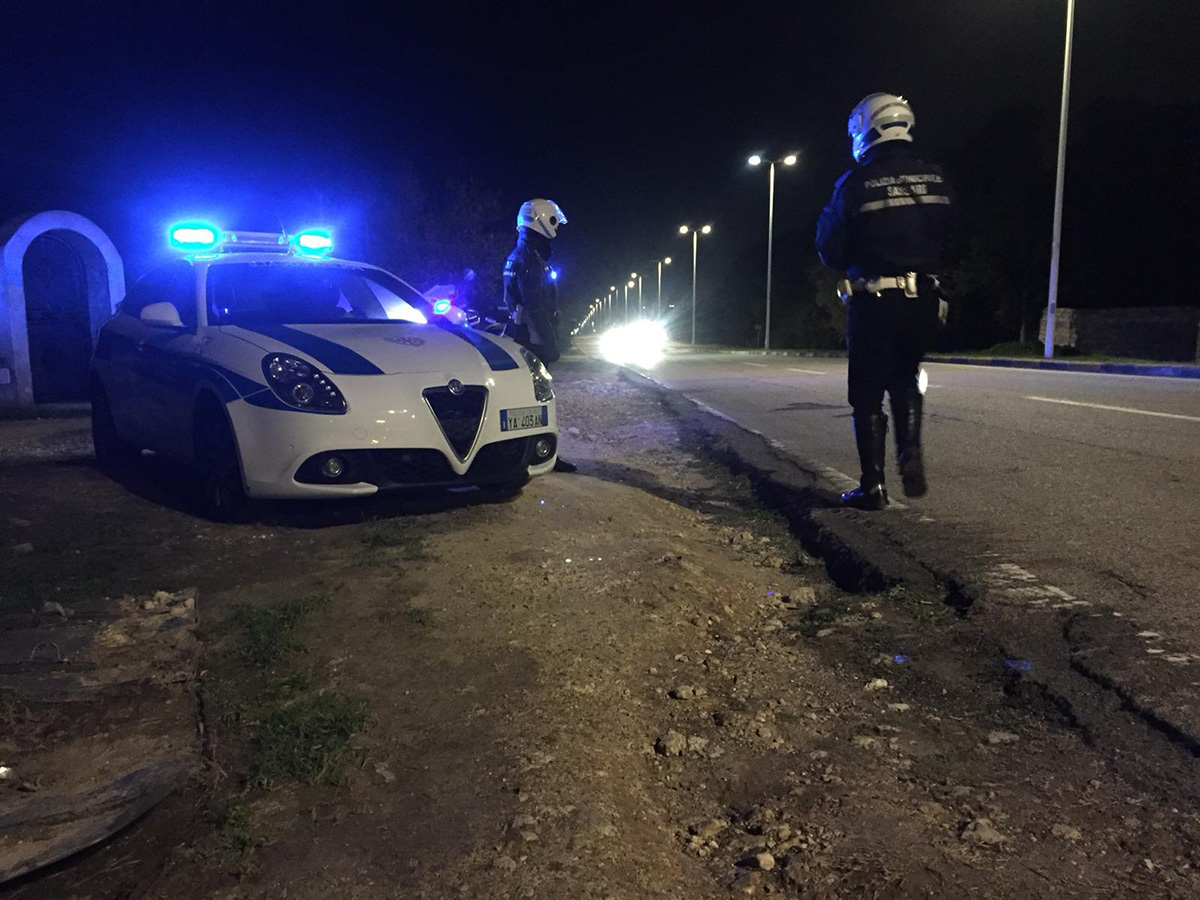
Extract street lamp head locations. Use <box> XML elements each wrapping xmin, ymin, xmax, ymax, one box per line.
<box><xmin>783</xmin><ymin>153</ymin><xmax>798</xmax><ymax>166</ymax></box>
<box><xmin>664</xmin><ymin>256</ymin><xmax>672</xmax><ymax>265</ymax></box>
<box><xmin>630</xmin><ymin>272</ymin><xmax>638</xmax><ymax>279</ymax></box>
<box><xmin>627</xmin><ymin>280</ymin><xmax>635</xmax><ymax>288</ymax></box>
<box><xmin>701</xmin><ymin>224</ymin><xmax>713</xmax><ymax>235</ymax></box>
<box><xmin>748</xmin><ymin>154</ymin><xmax>763</xmax><ymax>166</ymax></box>
<box><xmin>609</xmin><ymin>285</ymin><xmax>616</xmax><ymax>291</ymax></box>
<box><xmin>679</xmin><ymin>225</ymin><xmax>690</xmax><ymax>235</ymax></box>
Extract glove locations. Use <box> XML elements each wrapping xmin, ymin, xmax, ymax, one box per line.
<box><xmin>938</xmin><ymin>298</ymin><xmax>949</xmax><ymax>327</ymax></box>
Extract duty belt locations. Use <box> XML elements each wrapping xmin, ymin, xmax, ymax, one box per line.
<box><xmin>852</xmin><ymin>273</ymin><xmax>919</xmax><ymax>296</ymax></box>
<box><xmin>836</xmin><ymin>272</ymin><xmax>921</xmax><ymax>304</ymax></box>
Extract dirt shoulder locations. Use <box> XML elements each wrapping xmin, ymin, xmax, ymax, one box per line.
<box><xmin>3</xmin><ymin>359</ymin><xmax>1198</xmax><ymax>899</ymax></box>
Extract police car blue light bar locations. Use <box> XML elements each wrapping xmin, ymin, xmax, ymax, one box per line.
<box><xmin>291</xmin><ymin>228</ymin><xmax>334</xmax><ymax>256</ymax></box>
<box><xmin>169</xmin><ymin>221</ymin><xmax>221</xmax><ymax>251</ymax></box>
<box><xmin>432</xmin><ymin>298</ymin><xmax>452</xmax><ymax>315</ymax></box>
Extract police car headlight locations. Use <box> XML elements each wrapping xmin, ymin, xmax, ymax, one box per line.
<box><xmin>262</xmin><ymin>354</ymin><xmax>348</xmax><ymax>414</ymax></box>
<box><xmin>518</xmin><ymin>347</ymin><xmax>554</xmax><ymax>402</ymax></box>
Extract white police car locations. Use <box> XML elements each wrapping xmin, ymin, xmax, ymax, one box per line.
<box><xmin>90</xmin><ymin>224</ymin><xmax>557</xmax><ymax>516</ymax></box>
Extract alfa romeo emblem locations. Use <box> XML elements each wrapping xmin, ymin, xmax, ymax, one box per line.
<box><xmin>447</xmin><ymin>379</ymin><xmax>464</xmax><ymax>395</ymax></box>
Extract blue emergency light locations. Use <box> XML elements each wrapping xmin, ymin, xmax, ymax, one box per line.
<box><xmin>549</xmin><ymin>268</ymin><xmax>559</xmax><ymax>281</ymax></box>
<box><xmin>432</xmin><ymin>298</ymin><xmax>452</xmax><ymax>315</ymax></box>
<box><xmin>169</xmin><ymin>221</ymin><xmax>221</xmax><ymax>252</ymax></box>
<box><xmin>291</xmin><ymin>228</ymin><xmax>334</xmax><ymax>256</ymax></box>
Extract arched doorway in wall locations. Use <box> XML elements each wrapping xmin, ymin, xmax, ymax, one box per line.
<box><xmin>0</xmin><ymin>211</ymin><xmax>125</xmax><ymax>411</ymax></box>
<box><xmin>22</xmin><ymin>230</ymin><xmax>107</xmax><ymax>402</ymax></box>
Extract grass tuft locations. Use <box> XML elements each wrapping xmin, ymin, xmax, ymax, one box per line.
<box><xmin>252</xmin><ymin>694</ymin><xmax>368</xmax><ymax>787</ymax></box>
<box><xmin>230</xmin><ymin>594</ymin><xmax>327</xmax><ymax>668</ymax></box>
<box><xmin>216</xmin><ymin>802</ymin><xmax>253</xmax><ymax>851</ymax></box>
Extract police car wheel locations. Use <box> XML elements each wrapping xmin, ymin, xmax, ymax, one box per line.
<box><xmin>91</xmin><ymin>383</ymin><xmax>136</xmax><ymax>472</ymax></box>
<box><xmin>194</xmin><ymin>402</ymin><xmax>248</xmax><ymax>522</ymax></box>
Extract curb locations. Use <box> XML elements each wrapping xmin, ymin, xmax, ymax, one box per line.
<box><xmin>926</xmin><ymin>355</ymin><xmax>1200</xmax><ymax>380</ymax></box>
<box><xmin>691</xmin><ymin>348</ymin><xmax>1195</xmax><ymax>379</ymax></box>
<box><xmin>707</xmin><ymin>349</ymin><xmax>847</xmax><ymax>359</ymax></box>
<box><xmin>655</xmin><ymin>342</ymin><xmax>1200</xmax><ymax>378</ymax></box>
<box><xmin>662</xmin><ymin>340</ymin><xmax>1195</xmax><ymax>376</ymax></box>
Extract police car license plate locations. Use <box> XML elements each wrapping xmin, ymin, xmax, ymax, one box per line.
<box><xmin>500</xmin><ymin>405</ymin><xmax>547</xmax><ymax>432</ymax></box>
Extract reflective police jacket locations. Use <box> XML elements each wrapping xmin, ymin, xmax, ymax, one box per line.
<box><xmin>816</xmin><ymin>142</ymin><xmax>960</xmax><ymax>281</ymax></box>
<box><xmin>502</xmin><ymin>231</ymin><xmax>557</xmax><ymax>317</ymax></box>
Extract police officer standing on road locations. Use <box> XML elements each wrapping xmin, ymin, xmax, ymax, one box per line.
<box><xmin>503</xmin><ymin>198</ymin><xmax>577</xmax><ymax>473</ymax></box>
<box><xmin>816</xmin><ymin>93</ymin><xmax>959</xmax><ymax>510</ymax></box>
<box><xmin>504</xmin><ymin>199</ymin><xmax>567</xmax><ymax>365</ymax></box>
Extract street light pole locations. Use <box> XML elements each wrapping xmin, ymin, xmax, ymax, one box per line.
<box><xmin>748</xmin><ymin>153</ymin><xmax>797</xmax><ymax>350</ymax></box>
<box><xmin>690</xmin><ymin>231</ymin><xmax>698</xmax><ymax>344</ymax></box>
<box><xmin>678</xmin><ymin>225</ymin><xmax>712</xmax><ymax>345</ymax></box>
<box><xmin>656</xmin><ymin>258</ymin><xmax>671</xmax><ymax>318</ymax></box>
<box><xmin>1044</xmin><ymin>0</ymin><xmax>1076</xmax><ymax>359</ymax></box>
<box><xmin>766</xmin><ymin>160</ymin><xmax>775</xmax><ymax>349</ymax></box>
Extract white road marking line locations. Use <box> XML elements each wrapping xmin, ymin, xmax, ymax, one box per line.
<box><xmin>787</xmin><ymin>367</ymin><xmax>828</xmax><ymax>375</ymax></box>
<box><xmin>742</xmin><ymin>362</ymin><xmax>768</xmax><ymax>368</ymax></box>
<box><xmin>1025</xmin><ymin>395</ymin><xmax>1200</xmax><ymax>422</ymax></box>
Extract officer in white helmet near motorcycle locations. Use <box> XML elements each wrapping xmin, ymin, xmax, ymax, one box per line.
<box><xmin>503</xmin><ymin>198</ymin><xmax>577</xmax><ymax>472</ymax></box>
<box><xmin>503</xmin><ymin>198</ymin><xmax>567</xmax><ymax>364</ymax></box>
<box><xmin>816</xmin><ymin>93</ymin><xmax>960</xmax><ymax>510</ymax></box>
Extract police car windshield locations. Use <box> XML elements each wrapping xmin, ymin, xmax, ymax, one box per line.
<box><xmin>207</xmin><ymin>262</ymin><xmax>430</xmax><ymax>326</ymax></box>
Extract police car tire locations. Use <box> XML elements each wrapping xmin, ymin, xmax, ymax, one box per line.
<box><xmin>194</xmin><ymin>401</ymin><xmax>248</xmax><ymax>522</ymax></box>
<box><xmin>91</xmin><ymin>384</ymin><xmax>136</xmax><ymax>472</ymax></box>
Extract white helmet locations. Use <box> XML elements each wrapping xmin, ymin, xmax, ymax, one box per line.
<box><xmin>517</xmin><ymin>199</ymin><xmax>568</xmax><ymax>239</ymax></box>
<box><xmin>848</xmin><ymin>93</ymin><xmax>915</xmax><ymax>162</ymax></box>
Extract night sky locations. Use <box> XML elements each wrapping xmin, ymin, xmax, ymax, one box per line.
<box><xmin>3</xmin><ymin>1</ymin><xmax>1199</xmax><ymax>323</ymax></box>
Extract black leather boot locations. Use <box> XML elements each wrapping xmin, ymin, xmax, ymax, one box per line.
<box><xmin>891</xmin><ymin>389</ymin><xmax>927</xmax><ymax>497</ymax></box>
<box><xmin>841</xmin><ymin>413</ymin><xmax>889</xmax><ymax>510</ymax></box>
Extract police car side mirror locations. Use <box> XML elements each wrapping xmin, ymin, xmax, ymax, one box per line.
<box><xmin>140</xmin><ymin>301</ymin><xmax>185</xmax><ymax>329</ymax></box>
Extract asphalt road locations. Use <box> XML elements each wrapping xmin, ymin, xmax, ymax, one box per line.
<box><xmin>641</xmin><ymin>350</ymin><xmax>1200</xmax><ymax>653</ymax></box>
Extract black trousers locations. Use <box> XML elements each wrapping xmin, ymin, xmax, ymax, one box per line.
<box><xmin>509</xmin><ymin>308</ymin><xmax>561</xmax><ymax>365</ymax></box>
<box><xmin>846</xmin><ymin>290</ymin><xmax>939</xmax><ymax>416</ymax></box>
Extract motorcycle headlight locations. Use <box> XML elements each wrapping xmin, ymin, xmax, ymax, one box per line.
<box><xmin>261</xmin><ymin>354</ymin><xmax>348</xmax><ymax>413</ymax></box>
<box><xmin>518</xmin><ymin>347</ymin><xmax>554</xmax><ymax>402</ymax></box>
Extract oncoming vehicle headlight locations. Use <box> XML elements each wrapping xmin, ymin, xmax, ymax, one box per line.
<box><xmin>599</xmin><ymin>320</ymin><xmax>668</xmax><ymax>368</ymax></box>
<box><xmin>518</xmin><ymin>347</ymin><xmax>554</xmax><ymax>402</ymax></box>
<box><xmin>262</xmin><ymin>354</ymin><xmax>348</xmax><ymax>413</ymax></box>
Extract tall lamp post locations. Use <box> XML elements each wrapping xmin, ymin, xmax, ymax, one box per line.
<box><xmin>623</xmin><ymin>280</ymin><xmax>635</xmax><ymax>322</ymax></box>
<box><xmin>657</xmin><ymin>257</ymin><xmax>672</xmax><ymax>318</ymax></box>
<box><xmin>678</xmin><ymin>224</ymin><xmax>713</xmax><ymax>345</ymax></box>
<box><xmin>748</xmin><ymin>152</ymin><xmax>798</xmax><ymax>349</ymax></box>
<box><xmin>1043</xmin><ymin>0</ymin><xmax>1076</xmax><ymax>359</ymax></box>
<box><xmin>630</xmin><ymin>272</ymin><xmax>643</xmax><ymax>315</ymax></box>
<box><xmin>609</xmin><ymin>285</ymin><xmax>617</xmax><ymax>325</ymax></box>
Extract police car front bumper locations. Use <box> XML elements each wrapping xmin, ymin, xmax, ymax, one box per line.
<box><xmin>227</xmin><ymin>375</ymin><xmax>557</xmax><ymax>499</ymax></box>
